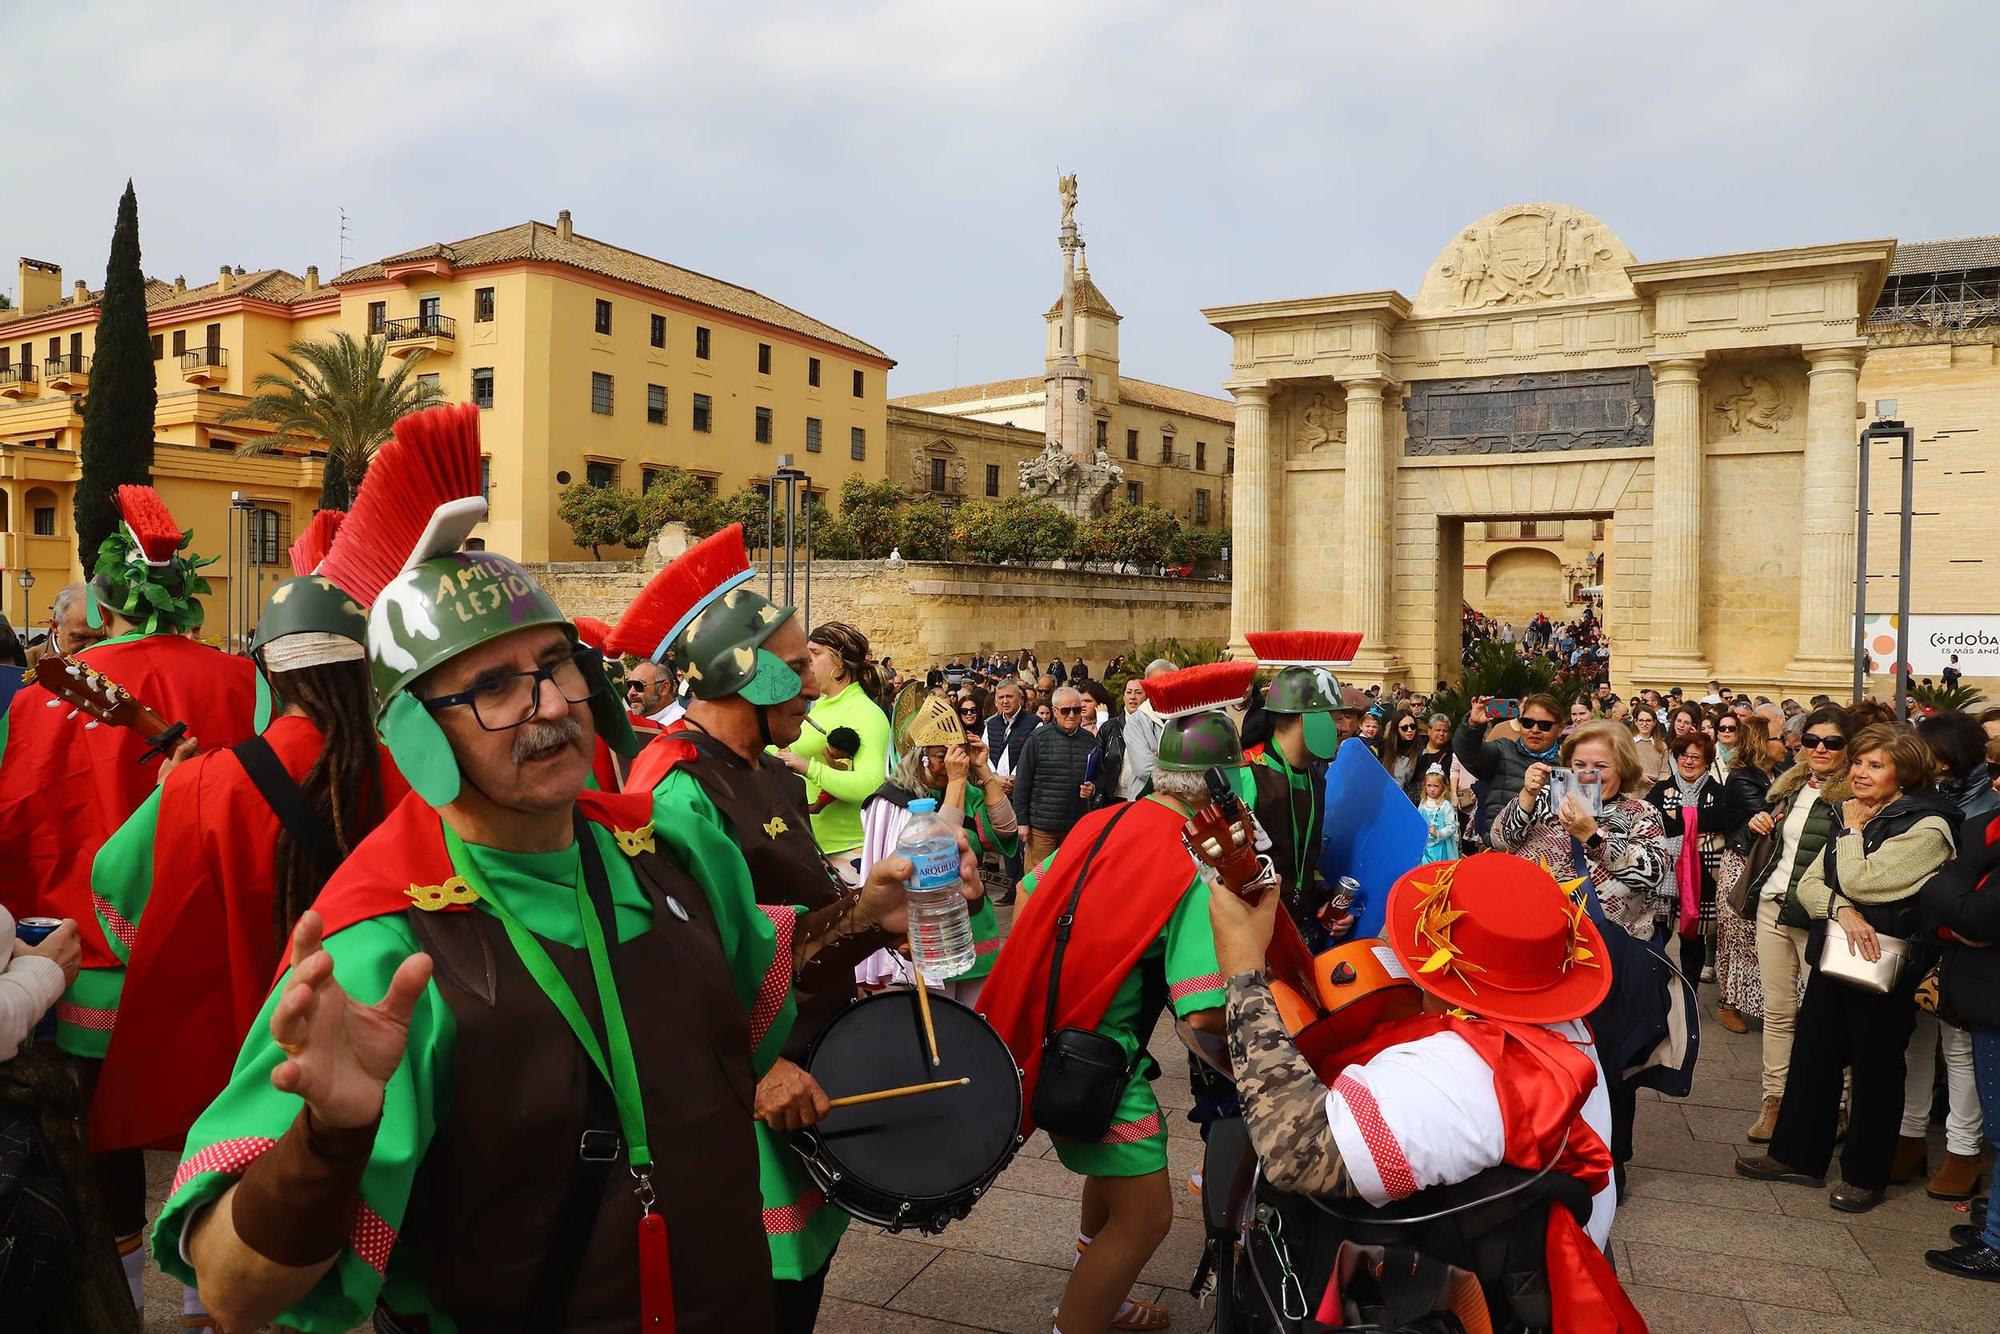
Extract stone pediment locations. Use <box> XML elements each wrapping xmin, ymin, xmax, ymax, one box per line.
<box><xmin>1413</xmin><ymin>203</ymin><xmax>1637</xmax><ymax>318</ymax></box>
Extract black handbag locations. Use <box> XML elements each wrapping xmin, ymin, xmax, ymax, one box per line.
<box><xmin>1032</xmin><ymin>804</ymin><xmax>1143</xmax><ymax>1141</ymax></box>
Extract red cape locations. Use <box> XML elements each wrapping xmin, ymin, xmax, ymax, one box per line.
<box><xmin>625</xmin><ymin>720</ymin><xmax>701</xmax><ymax>793</ymax></box>
<box><xmin>0</xmin><ymin>636</ymin><xmax>257</xmax><ymax>968</ymax></box>
<box><xmin>291</xmin><ymin>785</ymin><xmax>659</xmax><ymax>963</ymax></box>
<box><xmin>975</xmin><ymin>799</ymin><xmax>1201</xmax><ymax>1135</ymax></box>
<box><xmin>90</xmin><ymin>717</ymin><xmax>409</xmax><ymax>1150</ymax></box>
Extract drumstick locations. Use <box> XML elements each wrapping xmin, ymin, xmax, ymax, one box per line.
<box><xmin>755</xmin><ymin>1077</ymin><xmax>969</xmax><ymax>1121</ymax></box>
<box><xmin>909</xmin><ymin>963</ymin><xmax>941</xmax><ymax>1066</ymax></box>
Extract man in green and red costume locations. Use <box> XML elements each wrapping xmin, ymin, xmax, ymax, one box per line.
<box><xmin>0</xmin><ymin>483</ymin><xmax>257</xmax><ymax>1309</ymax></box>
<box><xmin>1243</xmin><ymin>630</ymin><xmax>1363</xmax><ymax>950</ymax></box>
<box><xmin>152</xmin><ymin>405</ymin><xmax>927</xmax><ymax>1333</ymax></box>
<box><xmin>979</xmin><ymin>660</ymin><xmax>1254</xmax><ymax>1334</ymax></box>
<box><xmin>609</xmin><ymin>522</ymin><xmax>933</xmax><ymax>1332</ymax></box>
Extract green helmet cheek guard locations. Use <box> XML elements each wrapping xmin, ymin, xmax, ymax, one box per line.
<box><xmin>581</xmin><ymin>654</ymin><xmax>639</xmax><ymax>758</ymax></box>
<box><xmin>1302</xmin><ymin>711</ymin><xmax>1342</xmax><ymax>761</ymax></box>
<box><xmin>741</xmin><ymin>649</ymin><xmax>803</xmax><ymax>707</ymax></box>
<box><xmin>381</xmin><ymin>691</ymin><xmax>463</xmax><ymax>807</ymax></box>
<box><xmin>254</xmin><ymin>670</ymin><xmax>273</xmax><ymax>732</ymax></box>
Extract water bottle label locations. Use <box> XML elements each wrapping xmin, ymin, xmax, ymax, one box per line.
<box><xmin>909</xmin><ymin>845</ymin><xmax>959</xmax><ymax>890</ymax></box>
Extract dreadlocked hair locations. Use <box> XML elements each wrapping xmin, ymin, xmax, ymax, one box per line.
<box><xmin>266</xmin><ymin>659</ymin><xmax>388</xmax><ymax>951</ymax></box>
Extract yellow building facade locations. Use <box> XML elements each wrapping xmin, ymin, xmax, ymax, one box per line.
<box><xmin>0</xmin><ymin>211</ymin><xmax>891</xmax><ymax>634</ymax></box>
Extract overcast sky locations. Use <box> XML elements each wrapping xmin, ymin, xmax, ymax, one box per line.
<box><xmin>9</xmin><ymin>2</ymin><xmax>1999</xmax><ymax>397</ymax></box>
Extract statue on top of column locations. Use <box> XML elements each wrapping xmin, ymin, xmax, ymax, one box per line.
<box><xmin>1058</xmin><ymin>173</ymin><xmax>1079</xmax><ymax>231</ymax></box>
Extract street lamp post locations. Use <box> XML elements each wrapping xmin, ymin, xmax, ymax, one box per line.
<box><xmin>16</xmin><ymin>569</ymin><xmax>35</xmax><ymax>630</ymax></box>
<box><xmin>1853</xmin><ymin>407</ymin><xmax>1917</xmax><ymax>721</ymax></box>
<box><xmin>765</xmin><ymin>456</ymin><xmax>814</xmax><ymax>629</ymax></box>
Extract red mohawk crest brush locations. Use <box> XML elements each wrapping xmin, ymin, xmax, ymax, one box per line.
<box><xmin>1141</xmin><ymin>660</ymin><xmax>1257</xmax><ymax>719</ymax></box>
<box><xmin>605</xmin><ymin>523</ymin><xmax>756</xmax><ymax>663</ymax></box>
<box><xmin>288</xmin><ymin>509</ymin><xmax>345</xmax><ymax>578</ymax></box>
<box><xmin>314</xmin><ymin>402</ymin><xmax>486</xmax><ymax>607</ymax></box>
<box><xmin>573</xmin><ymin>616</ymin><xmax>613</xmax><ymax>652</ymax></box>
<box><xmin>1245</xmin><ymin>630</ymin><xmax>1364</xmax><ymax>667</ymax></box>
<box><xmin>112</xmin><ymin>485</ymin><xmax>183</xmax><ymax>567</ymax></box>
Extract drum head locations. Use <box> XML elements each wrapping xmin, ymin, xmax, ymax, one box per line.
<box><xmin>803</xmin><ymin>993</ymin><xmax>1021</xmax><ymax>1206</ymax></box>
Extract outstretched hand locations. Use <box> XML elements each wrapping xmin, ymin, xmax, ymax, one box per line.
<box><xmin>268</xmin><ymin>911</ymin><xmax>434</xmax><ymax>1130</ymax></box>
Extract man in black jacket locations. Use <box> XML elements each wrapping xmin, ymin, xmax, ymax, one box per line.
<box><xmin>1014</xmin><ymin>685</ymin><xmax>1097</xmax><ymax>871</ymax></box>
<box><xmin>984</xmin><ymin>680</ymin><xmax>1040</xmax><ymax>901</ymax></box>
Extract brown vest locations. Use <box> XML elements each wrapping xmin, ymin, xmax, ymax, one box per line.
<box><xmin>673</xmin><ymin>732</ymin><xmax>859</xmax><ymax>1059</ymax></box>
<box><xmin>400</xmin><ymin>840</ymin><xmax>772</xmax><ymax>1333</ymax></box>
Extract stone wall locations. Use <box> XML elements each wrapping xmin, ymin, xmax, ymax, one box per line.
<box><xmin>526</xmin><ymin>555</ymin><xmax>1233</xmax><ymax>669</ymax></box>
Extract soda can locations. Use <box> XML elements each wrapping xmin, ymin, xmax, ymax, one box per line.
<box><xmin>1329</xmin><ymin>876</ymin><xmax>1360</xmax><ymax>915</ymax></box>
<box><xmin>15</xmin><ymin>916</ymin><xmax>63</xmax><ymax>946</ymax></box>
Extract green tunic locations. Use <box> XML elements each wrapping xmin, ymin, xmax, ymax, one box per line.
<box><xmin>152</xmin><ymin>786</ymin><xmax>785</xmax><ymax>1334</ymax></box>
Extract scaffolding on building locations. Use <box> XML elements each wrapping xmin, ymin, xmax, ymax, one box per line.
<box><xmin>1869</xmin><ymin>236</ymin><xmax>2000</xmax><ymax>341</ymax></box>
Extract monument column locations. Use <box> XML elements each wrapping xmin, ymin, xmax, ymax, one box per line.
<box><xmin>1787</xmin><ymin>345</ymin><xmax>1865</xmax><ymax>687</ymax></box>
<box><xmin>1340</xmin><ymin>376</ymin><xmax>1407</xmax><ymax>681</ymax></box>
<box><xmin>1227</xmin><ymin>383</ymin><xmax>1274</xmax><ymax>657</ymax></box>
<box><xmin>1635</xmin><ymin>357</ymin><xmax>1709</xmax><ymax>684</ymax></box>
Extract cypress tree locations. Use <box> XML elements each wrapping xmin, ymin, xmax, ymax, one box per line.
<box><xmin>317</xmin><ymin>448</ymin><xmax>350</xmax><ymax>512</ymax></box>
<box><xmin>75</xmin><ymin>180</ymin><xmax>157</xmax><ymax>567</ymax></box>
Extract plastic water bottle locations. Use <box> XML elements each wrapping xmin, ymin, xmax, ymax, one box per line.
<box><xmin>897</xmin><ymin>798</ymin><xmax>976</xmax><ymax>980</ymax></box>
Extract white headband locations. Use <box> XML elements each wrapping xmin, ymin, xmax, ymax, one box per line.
<box><xmin>261</xmin><ymin>632</ymin><xmax>366</xmax><ymax>672</ymax></box>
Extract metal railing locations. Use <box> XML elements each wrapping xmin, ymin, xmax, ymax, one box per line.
<box><xmin>181</xmin><ymin>346</ymin><xmax>228</xmax><ymax>372</ymax></box>
<box><xmin>383</xmin><ymin>313</ymin><xmax>457</xmax><ymax>342</ymax></box>
<box><xmin>43</xmin><ymin>353</ymin><xmax>88</xmax><ymax>377</ymax></box>
<box><xmin>0</xmin><ymin>363</ymin><xmax>36</xmax><ymax>387</ymax></box>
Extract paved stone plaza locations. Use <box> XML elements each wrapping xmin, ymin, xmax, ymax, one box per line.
<box><xmin>138</xmin><ymin>983</ymin><xmax>1991</xmax><ymax>1333</ymax></box>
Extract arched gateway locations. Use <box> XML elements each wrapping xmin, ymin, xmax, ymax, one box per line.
<box><xmin>1205</xmin><ymin>204</ymin><xmax>1894</xmax><ymax>697</ymax></box>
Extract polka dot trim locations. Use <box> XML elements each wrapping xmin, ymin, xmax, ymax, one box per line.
<box><xmin>762</xmin><ymin>1186</ymin><xmax>823</xmax><ymax>1234</ymax></box>
<box><xmin>748</xmin><ymin>905</ymin><xmax>795</xmax><ymax>1051</ymax></box>
<box><xmin>1169</xmin><ymin>972</ymin><xmax>1225</xmax><ymax>1003</ymax></box>
<box><xmin>1100</xmin><ymin>1112</ymin><xmax>1162</xmax><ymax>1145</ymax></box>
<box><xmin>1332</xmin><ymin>1072</ymin><xmax>1418</xmax><ymax>1199</ymax></box>
<box><xmin>170</xmin><ymin>1137</ymin><xmax>279</xmax><ymax>1196</ymax></box>
<box><xmin>169</xmin><ymin>1137</ymin><xmax>399</xmax><ymax>1276</ymax></box>
<box><xmin>56</xmin><ymin>1000</ymin><xmax>117</xmax><ymax>1031</ymax></box>
<box><xmin>93</xmin><ymin>892</ymin><xmax>139</xmax><ymax>952</ymax></box>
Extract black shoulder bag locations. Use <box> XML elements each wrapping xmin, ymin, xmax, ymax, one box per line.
<box><xmin>1032</xmin><ymin>803</ymin><xmax>1146</xmax><ymax>1141</ymax></box>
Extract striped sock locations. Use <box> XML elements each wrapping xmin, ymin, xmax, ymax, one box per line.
<box><xmin>116</xmin><ymin>1231</ymin><xmax>144</xmax><ymax>1311</ymax></box>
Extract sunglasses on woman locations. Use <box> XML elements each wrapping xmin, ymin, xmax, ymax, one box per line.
<box><xmin>1800</xmin><ymin>732</ymin><xmax>1846</xmax><ymax>750</ymax></box>
<box><xmin>1519</xmin><ymin>717</ymin><xmax>1558</xmax><ymax>733</ymax></box>
<box><xmin>1717</xmin><ymin>723</ymin><xmax>1739</xmax><ymax>735</ymax></box>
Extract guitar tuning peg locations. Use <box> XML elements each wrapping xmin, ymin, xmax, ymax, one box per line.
<box><xmin>65</xmin><ymin>708</ymin><xmax>79</xmax><ymax>720</ymax></box>
<box><xmin>65</xmin><ymin>664</ymin><xmax>82</xmax><ymax>678</ymax></box>
<box><xmin>83</xmin><ymin>720</ymin><xmax>100</xmax><ymax>730</ymax></box>
<box><xmin>43</xmin><ymin>698</ymin><xmax>61</xmax><ymax>709</ymax></box>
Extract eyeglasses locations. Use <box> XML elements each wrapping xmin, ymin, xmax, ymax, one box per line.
<box><xmin>422</xmin><ymin>646</ymin><xmax>599</xmax><ymax>731</ymax></box>
<box><xmin>1054</xmin><ymin>706</ymin><xmax>1082</xmax><ymax>716</ymax></box>
<box><xmin>1800</xmin><ymin>733</ymin><xmax>1846</xmax><ymax>751</ymax></box>
<box><xmin>1717</xmin><ymin>724</ymin><xmax>1739</xmax><ymax>735</ymax></box>
<box><xmin>1397</xmin><ymin>724</ymin><xmax>1417</xmax><ymax>734</ymax></box>
<box><xmin>1519</xmin><ymin>717</ymin><xmax>1558</xmax><ymax>733</ymax></box>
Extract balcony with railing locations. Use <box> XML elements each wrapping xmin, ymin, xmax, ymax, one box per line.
<box><xmin>181</xmin><ymin>345</ymin><xmax>228</xmax><ymax>386</ymax></box>
<box><xmin>43</xmin><ymin>353</ymin><xmax>89</xmax><ymax>394</ymax></box>
<box><xmin>383</xmin><ymin>313</ymin><xmax>456</xmax><ymax>358</ymax></box>
<box><xmin>0</xmin><ymin>362</ymin><xmax>38</xmax><ymax>400</ymax></box>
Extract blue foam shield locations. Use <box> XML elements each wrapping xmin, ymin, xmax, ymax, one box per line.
<box><xmin>1315</xmin><ymin>737</ymin><xmax>1428</xmax><ymax>941</ymax></box>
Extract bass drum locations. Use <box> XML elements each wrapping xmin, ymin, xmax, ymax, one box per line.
<box><xmin>794</xmin><ymin>991</ymin><xmax>1023</xmax><ymax>1234</ymax></box>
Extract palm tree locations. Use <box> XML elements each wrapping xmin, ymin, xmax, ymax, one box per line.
<box><xmin>223</xmin><ymin>331</ymin><xmax>445</xmax><ymax>510</ymax></box>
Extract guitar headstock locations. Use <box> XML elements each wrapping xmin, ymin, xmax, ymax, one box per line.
<box><xmin>32</xmin><ymin>649</ymin><xmax>164</xmax><ymax>738</ymax></box>
<box><xmin>1181</xmin><ymin>765</ymin><xmax>1270</xmax><ymax>901</ymax></box>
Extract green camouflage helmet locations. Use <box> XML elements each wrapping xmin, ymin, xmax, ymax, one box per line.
<box><xmin>250</xmin><ymin>575</ymin><xmax>368</xmax><ymax>656</ymax></box>
<box><xmin>1155</xmin><ymin>711</ymin><xmax>1245</xmax><ymax>773</ymax></box>
<box><xmin>370</xmin><ymin>551</ymin><xmax>636</xmax><ymax>805</ymax></box>
<box><xmin>1262</xmin><ymin>665</ymin><xmax>1342</xmax><ymax>716</ymax></box>
<box><xmin>671</xmin><ymin>583</ymin><xmax>802</xmax><ymax>706</ymax></box>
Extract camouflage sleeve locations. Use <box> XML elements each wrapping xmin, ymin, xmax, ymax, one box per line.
<box><xmin>1224</xmin><ymin>971</ymin><xmax>1357</xmax><ymax>1197</ymax></box>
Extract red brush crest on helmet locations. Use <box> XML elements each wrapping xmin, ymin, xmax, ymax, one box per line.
<box><xmin>288</xmin><ymin>509</ymin><xmax>344</xmax><ymax>578</ymax></box>
<box><xmin>314</xmin><ymin>402</ymin><xmax>486</xmax><ymax>607</ymax></box>
<box><xmin>1141</xmin><ymin>660</ymin><xmax>1257</xmax><ymax>719</ymax></box>
<box><xmin>573</xmin><ymin>616</ymin><xmax>613</xmax><ymax>652</ymax></box>
<box><xmin>1245</xmin><ymin>630</ymin><xmax>1363</xmax><ymax>667</ymax></box>
<box><xmin>111</xmin><ymin>485</ymin><xmax>183</xmax><ymax>567</ymax></box>
<box><xmin>605</xmin><ymin>524</ymin><xmax>755</xmax><ymax>662</ymax></box>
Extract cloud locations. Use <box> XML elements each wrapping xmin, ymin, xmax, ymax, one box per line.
<box><xmin>6</xmin><ymin>1</ymin><xmax>1999</xmax><ymax>395</ymax></box>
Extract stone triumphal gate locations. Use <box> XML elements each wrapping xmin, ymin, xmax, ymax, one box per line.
<box><xmin>1206</xmin><ymin>203</ymin><xmax>1893</xmax><ymax>696</ymax></box>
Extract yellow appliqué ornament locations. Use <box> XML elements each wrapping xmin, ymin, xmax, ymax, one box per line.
<box><xmin>762</xmin><ymin>816</ymin><xmax>789</xmax><ymax>839</ymax></box>
<box><xmin>613</xmin><ymin>823</ymin><xmax>657</xmax><ymax>857</ymax></box>
<box><xmin>407</xmin><ymin>876</ymin><xmax>480</xmax><ymax>911</ymax></box>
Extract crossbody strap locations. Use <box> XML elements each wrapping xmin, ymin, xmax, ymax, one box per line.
<box><xmin>1040</xmin><ymin>802</ymin><xmax>1138</xmax><ymax>1046</ymax></box>
<box><xmin>231</xmin><ymin>736</ymin><xmax>343</xmax><ymax>877</ymax></box>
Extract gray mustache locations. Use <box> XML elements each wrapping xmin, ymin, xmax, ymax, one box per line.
<box><xmin>513</xmin><ymin>717</ymin><xmax>584</xmax><ymax>765</ymax></box>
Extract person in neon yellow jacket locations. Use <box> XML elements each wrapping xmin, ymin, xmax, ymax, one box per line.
<box><xmin>774</xmin><ymin>621</ymin><xmax>891</xmax><ymax>874</ymax></box>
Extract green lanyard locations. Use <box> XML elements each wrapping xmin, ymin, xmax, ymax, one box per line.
<box><xmin>1259</xmin><ymin>750</ymin><xmax>1317</xmax><ymax>889</ymax></box>
<box><xmin>442</xmin><ymin>824</ymin><xmax>652</xmax><ymax>1172</ymax></box>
